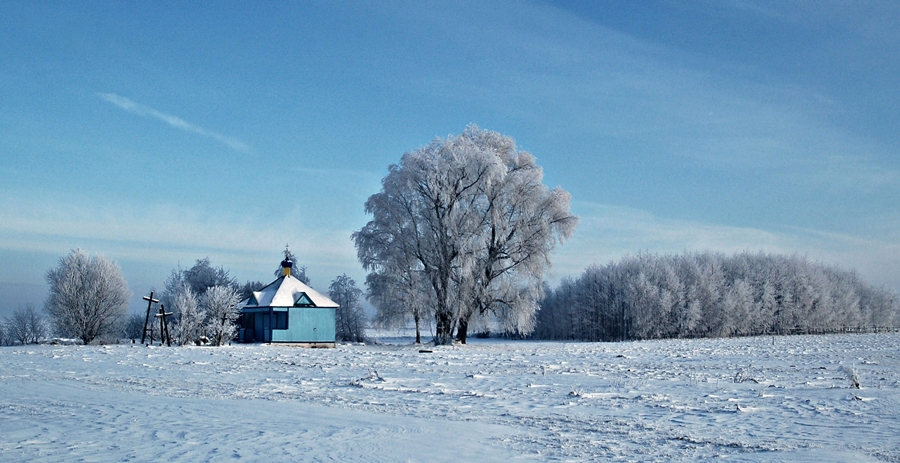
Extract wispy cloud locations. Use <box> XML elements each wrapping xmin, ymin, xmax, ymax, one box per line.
<box><xmin>97</xmin><ymin>93</ymin><xmax>250</xmax><ymax>153</ymax></box>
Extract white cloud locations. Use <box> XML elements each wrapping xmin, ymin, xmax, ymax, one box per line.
<box><xmin>97</xmin><ymin>93</ymin><xmax>250</xmax><ymax>153</ymax></box>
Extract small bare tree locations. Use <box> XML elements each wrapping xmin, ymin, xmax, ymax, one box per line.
<box><xmin>5</xmin><ymin>304</ymin><xmax>47</xmax><ymax>344</ymax></box>
<box><xmin>45</xmin><ymin>249</ymin><xmax>131</xmax><ymax>345</ymax></box>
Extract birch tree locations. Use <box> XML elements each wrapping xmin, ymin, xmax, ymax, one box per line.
<box><xmin>366</xmin><ymin>270</ymin><xmax>433</xmax><ymax>344</ymax></box>
<box><xmin>162</xmin><ymin>258</ymin><xmax>238</xmax><ymax>344</ymax></box>
<box><xmin>45</xmin><ymin>249</ymin><xmax>131</xmax><ymax>344</ymax></box>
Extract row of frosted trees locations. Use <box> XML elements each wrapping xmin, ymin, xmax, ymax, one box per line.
<box><xmin>534</xmin><ymin>252</ymin><xmax>897</xmax><ymax>341</ymax></box>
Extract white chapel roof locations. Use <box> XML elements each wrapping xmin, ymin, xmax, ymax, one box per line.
<box><xmin>243</xmin><ymin>274</ymin><xmax>339</xmax><ymax>309</ymax></box>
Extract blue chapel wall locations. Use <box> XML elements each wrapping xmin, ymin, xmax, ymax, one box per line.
<box><xmin>271</xmin><ymin>307</ymin><xmax>336</xmax><ymax>343</ymax></box>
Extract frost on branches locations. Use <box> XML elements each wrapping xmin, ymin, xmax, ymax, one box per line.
<box><xmin>44</xmin><ymin>249</ymin><xmax>131</xmax><ymax>345</ymax></box>
<box><xmin>171</xmin><ymin>284</ymin><xmax>205</xmax><ymax>346</ymax></box>
<box><xmin>161</xmin><ymin>258</ymin><xmax>242</xmax><ymax>346</ymax></box>
<box><xmin>203</xmin><ymin>285</ymin><xmax>241</xmax><ymax>346</ymax></box>
<box><xmin>354</xmin><ymin>125</ymin><xmax>578</xmax><ymax>345</ymax></box>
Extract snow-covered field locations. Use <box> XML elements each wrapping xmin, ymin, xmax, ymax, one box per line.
<box><xmin>2</xmin><ymin>333</ymin><xmax>899</xmax><ymax>462</ymax></box>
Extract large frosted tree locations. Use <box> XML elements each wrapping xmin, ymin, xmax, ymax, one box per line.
<box><xmin>354</xmin><ymin>125</ymin><xmax>577</xmax><ymax>345</ymax></box>
<box><xmin>44</xmin><ymin>249</ymin><xmax>132</xmax><ymax>344</ymax></box>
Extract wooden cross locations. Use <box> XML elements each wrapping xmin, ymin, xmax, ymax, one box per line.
<box><xmin>154</xmin><ymin>304</ymin><xmax>174</xmax><ymax>347</ymax></box>
<box><xmin>141</xmin><ymin>291</ymin><xmax>159</xmax><ymax>344</ymax></box>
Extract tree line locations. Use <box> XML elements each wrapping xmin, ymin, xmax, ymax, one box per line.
<box><xmin>534</xmin><ymin>251</ymin><xmax>898</xmax><ymax>342</ymax></box>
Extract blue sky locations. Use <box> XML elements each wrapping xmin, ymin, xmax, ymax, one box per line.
<box><xmin>2</xmin><ymin>1</ymin><xmax>899</xmax><ymax>315</ymax></box>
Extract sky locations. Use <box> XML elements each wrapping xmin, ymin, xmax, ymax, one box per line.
<box><xmin>1</xmin><ymin>0</ymin><xmax>899</xmax><ymax>316</ymax></box>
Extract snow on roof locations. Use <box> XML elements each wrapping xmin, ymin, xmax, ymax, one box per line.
<box><xmin>242</xmin><ymin>274</ymin><xmax>339</xmax><ymax>309</ymax></box>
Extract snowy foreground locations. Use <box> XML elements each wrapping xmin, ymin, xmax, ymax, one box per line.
<box><xmin>2</xmin><ymin>333</ymin><xmax>899</xmax><ymax>462</ymax></box>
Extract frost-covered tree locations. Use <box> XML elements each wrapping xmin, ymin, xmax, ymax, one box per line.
<box><xmin>454</xmin><ymin>134</ymin><xmax>578</xmax><ymax>342</ymax></box>
<box><xmin>358</xmin><ymin>186</ymin><xmax>434</xmax><ymax>344</ymax></box>
<box><xmin>4</xmin><ymin>304</ymin><xmax>47</xmax><ymax>344</ymax></box>
<box><xmin>354</xmin><ymin>125</ymin><xmax>577</xmax><ymax>345</ymax></box>
<box><xmin>172</xmin><ymin>284</ymin><xmax>205</xmax><ymax>345</ymax></box>
<box><xmin>161</xmin><ymin>258</ymin><xmax>238</xmax><ymax>344</ymax></box>
<box><xmin>45</xmin><ymin>249</ymin><xmax>131</xmax><ymax>345</ymax></box>
<box><xmin>329</xmin><ymin>274</ymin><xmax>367</xmax><ymax>342</ymax></box>
<box><xmin>163</xmin><ymin>258</ymin><xmax>237</xmax><ymax>307</ymax></box>
<box><xmin>203</xmin><ymin>285</ymin><xmax>241</xmax><ymax>346</ymax></box>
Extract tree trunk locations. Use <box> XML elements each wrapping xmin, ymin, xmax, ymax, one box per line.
<box><xmin>434</xmin><ymin>310</ymin><xmax>454</xmax><ymax>345</ymax></box>
<box><xmin>456</xmin><ymin>316</ymin><xmax>468</xmax><ymax>344</ymax></box>
<box><xmin>414</xmin><ymin>313</ymin><xmax>422</xmax><ymax>344</ymax></box>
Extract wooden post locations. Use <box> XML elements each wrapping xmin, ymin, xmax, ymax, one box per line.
<box><xmin>155</xmin><ymin>305</ymin><xmax>174</xmax><ymax>347</ymax></box>
<box><xmin>162</xmin><ymin>305</ymin><xmax>172</xmax><ymax>347</ymax></box>
<box><xmin>141</xmin><ymin>291</ymin><xmax>159</xmax><ymax>345</ymax></box>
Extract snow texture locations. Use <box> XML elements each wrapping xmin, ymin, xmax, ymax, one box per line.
<box><xmin>1</xmin><ymin>332</ymin><xmax>899</xmax><ymax>462</ymax></box>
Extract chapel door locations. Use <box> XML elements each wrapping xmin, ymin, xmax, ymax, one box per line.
<box><xmin>262</xmin><ymin>313</ymin><xmax>271</xmax><ymax>342</ymax></box>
